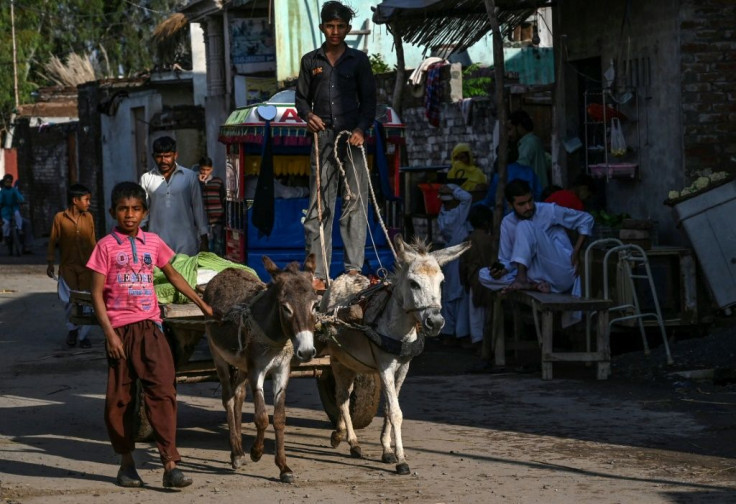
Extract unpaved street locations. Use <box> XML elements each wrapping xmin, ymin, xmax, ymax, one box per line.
<box><xmin>2</xmin><ymin>263</ymin><xmax>736</xmax><ymax>503</ymax></box>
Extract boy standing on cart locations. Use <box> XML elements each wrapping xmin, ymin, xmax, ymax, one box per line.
<box><xmin>295</xmin><ymin>0</ymin><xmax>376</xmax><ymax>291</ymax></box>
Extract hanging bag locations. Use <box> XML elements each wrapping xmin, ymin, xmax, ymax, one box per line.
<box><xmin>610</xmin><ymin>117</ymin><xmax>627</xmax><ymax>157</ymax></box>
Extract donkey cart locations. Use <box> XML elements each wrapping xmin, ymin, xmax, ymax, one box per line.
<box><xmin>70</xmin><ymin>293</ymin><xmax>381</xmax><ymax>440</ymax></box>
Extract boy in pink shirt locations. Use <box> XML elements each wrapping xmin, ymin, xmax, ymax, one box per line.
<box><xmin>87</xmin><ymin>182</ymin><xmax>213</xmax><ymax>489</ymax></box>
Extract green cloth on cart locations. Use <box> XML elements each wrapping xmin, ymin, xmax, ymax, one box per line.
<box><xmin>154</xmin><ymin>252</ymin><xmax>259</xmax><ymax>304</ymax></box>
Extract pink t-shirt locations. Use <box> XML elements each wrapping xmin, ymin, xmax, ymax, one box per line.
<box><xmin>86</xmin><ymin>228</ymin><xmax>174</xmax><ymax>328</ymax></box>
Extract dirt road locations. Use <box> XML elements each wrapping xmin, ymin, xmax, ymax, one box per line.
<box><xmin>2</xmin><ymin>263</ymin><xmax>736</xmax><ymax>503</ymax></box>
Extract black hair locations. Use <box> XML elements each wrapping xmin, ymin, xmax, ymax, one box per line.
<box><xmin>110</xmin><ymin>182</ymin><xmax>147</xmax><ymax>211</ymax></box>
<box><xmin>540</xmin><ymin>184</ymin><xmax>563</xmax><ymax>201</ymax></box>
<box><xmin>152</xmin><ymin>136</ymin><xmax>177</xmax><ymax>154</ymax></box>
<box><xmin>504</xmin><ymin>178</ymin><xmax>532</xmax><ymax>203</ymax></box>
<box><xmin>3</xmin><ymin>174</ymin><xmax>13</xmax><ymax>182</ymax></box>
<box><xmin>468</xmin><ymin>204</ymin><xmax>493</xmax><ymax>230</ymax></box>
<box><xmin>198</xmin><ymin>156</ymin><xmax>213</xmax><ymax>168</ymax></box>
<box><xmin>320</xmin><ymin>1</ymin><xmax>355</xmax><ymax>24</ymax></box>
<box><xmin>68</xmin><ymin>183</ymin><xmax>91</xmax><ymax>206</ymax></box>
<box><xmin>509</xmin><ymin>110</ymin><xmax>534</xmax><ymax>132</ymax></box>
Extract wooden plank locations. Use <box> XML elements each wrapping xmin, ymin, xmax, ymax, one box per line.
<box><xmin>162</xmin><ymin>303</ymin><xmax>205</xmax><ymax>318</ymax></box>
<box><xmin>542</xmin><ymin>352</ymin><xmax>608</xmax><ymax>362</ymax></box>
<box><xmin>506</xmin><ymin>290</ymin><xmax>613</xmax><ymax>311</ymax></box>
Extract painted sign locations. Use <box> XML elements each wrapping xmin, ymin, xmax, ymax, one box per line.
<box><xmin>231</xmin><ymin>17</ymin><xmax>276</xmax><ymax>73</ymax></box>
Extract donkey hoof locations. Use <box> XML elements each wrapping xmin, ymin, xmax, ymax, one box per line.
<box><xmin>280</xmin><ymin>471</ymin><xmax>294</xmax><ymax>484</ymax></box>
<box><xmin>330</xmin><ymin>430</ymin><xmax>343</xmax><ymax>448</ymax></box>
<box><xmin>250</xmin><ymin>448</ymin><xmax>263</xmax><ymax>462</ymax></box>
<box><xmin>349</xmin><ymin>446</ymin><xmax>362</xmax><ymax>458</ymax></box>
<box><xmin>382</xmin><ymin>453</ymin><xmax>398</xmax><ymax>464</ymax></box>
<box><xmin>395</xmin><ymin>462</ymin><xmax>410</xmax><ymax>475</ymax></box>
<box><xmin>231</xmin><ymin>455</ymin><xmax>245</xmax><ymax>470</ymax></box>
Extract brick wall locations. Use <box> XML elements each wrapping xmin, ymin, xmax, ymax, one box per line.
<box><xmin>681</xmin><ymin>0</ymin><xmax>736</xmax><ymax>174</ymax></box>
<box><xmin>375</xmin><ymin>67</ymin><xmax>497</xmax><ymax>174</ymax></box>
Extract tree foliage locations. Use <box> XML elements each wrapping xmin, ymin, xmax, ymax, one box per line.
<box><xmin>0</xmin><ymin>0</ymin><xmax>188</xmax><ymax>132</ymax></box>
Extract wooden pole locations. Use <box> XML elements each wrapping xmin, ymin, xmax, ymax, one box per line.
<box><xmin>390</xmin><ymin>23</ymin><xmax>406</xmax><ymax>115</ymax></box>
<box><xmin>483</xmin><ymin>0</ymin><xmax>507</xmax><ymax>262</ymax></box>
<box><xmin>11</xmin><ymin>0</ymin><xmax>20</xmax><ymax>110</ymax></box>
<box><xmin>480</xmin><ymin>0</ymin><xmax>509</xmax><ymax>364</ymax></box>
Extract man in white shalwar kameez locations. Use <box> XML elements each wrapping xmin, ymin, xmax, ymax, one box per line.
<box><xmin>479</xmin><ymin>178</ymin><xmax>593</xmax><ymax>296</ymax></box>
<box><xmin>437</xmin><ymin>184</ymin><xmax>472</xmax><ymax>345</ymax></box>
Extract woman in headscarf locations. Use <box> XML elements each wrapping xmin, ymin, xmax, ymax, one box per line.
<box><xmin>447</xmin><ymin>143</ymin><xmax>487</xmax><ymax>191</ymax></box>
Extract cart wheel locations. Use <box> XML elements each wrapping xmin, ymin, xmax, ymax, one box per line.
<box><xmin>133</xmin><ymin>380</ymin><xmax>154</xmax><ymax>441</ymax></box>
<box><xmin>317</xmin><ymin>369</ymin><xmax>381</xmax><ymax>429</ymax></box>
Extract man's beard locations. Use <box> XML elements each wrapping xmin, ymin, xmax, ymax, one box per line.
<box><xmin>515</xmin><ymin>206</ymin><xmax>535</xmax><ymax>220</ymax></box>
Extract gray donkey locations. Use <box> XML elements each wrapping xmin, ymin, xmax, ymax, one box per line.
<box><xmin>204</xmin><ymin>255</ymin><xmax>319</xmax><ymax>483</ymax></box>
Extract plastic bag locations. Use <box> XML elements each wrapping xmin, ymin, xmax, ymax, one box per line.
<box><xmin>610</xmin><ymin>117</ymin><xmax>627</xmax><ymax>156</ymax></box>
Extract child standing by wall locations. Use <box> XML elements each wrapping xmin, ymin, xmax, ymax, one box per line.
<box><xmin>47</xmin><ymin>184</ymin><xmax>97</xmax><ymax>348</ymax></box>
<box><xmin>87</xmin><ymin>182</ymin><xmax>213</xmax><ymax>489</ymax></box>
<box><xmin>436</xmin><ymin>183</ymin><xmax>472</xmax><ymax>347</ymax></box>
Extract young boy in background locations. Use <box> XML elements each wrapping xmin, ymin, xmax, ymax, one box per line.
<box><xmin>87</xmin><ymin>182</ymin><xmax>213</xmax><ymax>489</ymax></box>
<box><xmin>47</xmin><ymin>184</ymin><xmax>97</xmax><ymax>348</ymax></box>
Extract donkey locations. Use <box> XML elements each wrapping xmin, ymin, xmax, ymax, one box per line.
<box><xmin>320</xmin><ymin>235</ymin><xmax>470</xmax><ymax>475</ymax></box>
<box><xmin>204</xmin><ymin>256</ymin><xmax>319</xmax><ymax>483</ymax></box>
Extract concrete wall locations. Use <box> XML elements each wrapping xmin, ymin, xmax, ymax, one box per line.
<box><xmin>77</xmin><ymin>83</ymin><xmax>106</xmax><ymax>235</ymax></box>
<box><xmin>558</xmin><ymin>0</ymin><xmax>687</xmax><ymax>245</ymax></box>
<box><xmin>100</xmin><ymin>91</ymin><xmax>161</xmax><ymax>231</ymax></box>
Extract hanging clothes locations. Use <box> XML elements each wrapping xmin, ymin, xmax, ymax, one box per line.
<box><xmin>424</xmin><ymin>62</ymin><xmax>444</xmax><ymax>127</ymax></box>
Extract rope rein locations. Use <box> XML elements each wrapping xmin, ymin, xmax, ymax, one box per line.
<box><xmin>333</xmin><ymin>130</ymin><xmax>398</xmax><ymax>261</ymax></box>
<box><xmin>209</xmin><ymin>288</ymin><xmax>269</xmax><ymax>352</ymax></box>
<box><xmin>313</xmin><ymin>132</ymin><xmax>331</xmax><ymax>287</ymax></box>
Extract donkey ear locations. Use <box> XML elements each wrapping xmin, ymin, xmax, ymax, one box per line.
<box><xmin>393</xmin><ymin>233</ymin><xmax>407</xmax><ymax>260</ymax></box>
<box><xmin>303</xmin><ymin>253</ymin><xmax>316</xmax><ymax>274</ymax></box>
<box><xmin>262</xmin><ymin>256</ymin><xmax>281</xmax><ymax>276</ymax></box>
<box><xmin>432</xmin><ymin>241</ymin><xmax>471</xmax><ymax>267</ymax></box>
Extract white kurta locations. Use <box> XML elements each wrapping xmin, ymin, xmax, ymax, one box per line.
<box><xmin>140</xmin><ymin>164</ymin><xmax>209</xmax><ymax>256</ymax></box>
<box><xmin>437</xmin><ymin>185</ymin><xmax>472</xmax><ymax>337</ymax></box>
<box><xmin>479</xmin><ymin>202</ymin><xmax>594</xmax><ymax>294</ymax></box>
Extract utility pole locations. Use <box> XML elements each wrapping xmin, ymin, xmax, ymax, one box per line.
<box><xmin>11</xmin><ymin>0</ymin><xmax>20</xmax><ymax>110</ymax></box>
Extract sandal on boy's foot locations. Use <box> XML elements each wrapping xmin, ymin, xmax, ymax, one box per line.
<box><xmin>66</xmin><ymin>330</ymin><xmax>78</xmax><ymax>347</ymax></box>
<box><xmin>116</xmin><ymin>466</ymin><xmax>144</xmax><ymax>487</ymax></box>
<box><xmin>163</xmin><ymin>468</ymin><xmax>192</xmax><ymax>489</ymax></box>
<box><xmin>79</xmin><ymin>338</ymin><xmax>91</xmax><ymax>349</ymax></box>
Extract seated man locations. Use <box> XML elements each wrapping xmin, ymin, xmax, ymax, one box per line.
<box><xmin>479</xmin><ymin>178</ymin><xmax>594</xmax><ymax>294</ymax></box>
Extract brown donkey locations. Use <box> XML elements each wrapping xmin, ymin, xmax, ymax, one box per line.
<box><xmin>204</xmin><ymin>256</ymin><xmax>319</xmax><ymax>483</ymax></box>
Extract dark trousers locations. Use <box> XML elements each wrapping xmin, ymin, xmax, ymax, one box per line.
<box><xmin>105</xmin><ymin>319</ymin><xmax>180</xmax><ymax>464</ymax></box>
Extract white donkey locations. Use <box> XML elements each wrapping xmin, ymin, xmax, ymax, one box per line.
<box><xmin>320</xmin><ymin>235</ymin><xmax>470</xmax><ymax>475</ymax></box>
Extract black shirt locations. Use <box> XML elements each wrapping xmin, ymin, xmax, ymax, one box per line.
<box><xmin>295</xmin><ymin>44</ymin><xmax>377</xmax><ymax>134</ymax></box>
